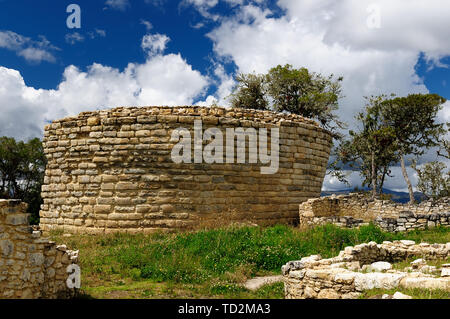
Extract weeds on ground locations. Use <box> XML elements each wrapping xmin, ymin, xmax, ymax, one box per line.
<box><xmin>50</xmin><ymin>224</ymin><xmax>450</xmax><ymax>299</ymax></box>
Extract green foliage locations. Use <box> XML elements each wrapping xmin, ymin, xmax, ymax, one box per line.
<box><xmin>438</xmin><ymin>134</ymin><xmax>450</xmax><ymax>160</ymax></box>
<box><xmin>209</xmin><ymin>282</ymin><xmax>247</xmax><ymax>295</ymax></box>
<box><xmin>229</xmin><ymin>64</ymin><xmax>345</xmax><ymax>135</ymax></box>
<box><xmin>229</xmin><ymin>72</ymin><xmax>268</xmax><ymax>110</ymax></box>
<box><xmin>53</xmin><ymin>224</ymin><xmax>450</xmax><ymax>298</ymax></box>
<box><xmin>0</xmin><ymin>136</ymin><xmax>46</xmax><ymax>224</ymax></box>
<box><xmin>54</xmin><ymin>224</ymin><xmax>450</xmax><ymax>287</ymax></box>
<box><xmin>381</xmin><ymin>94</ymin><xmax>447</xmax><ymax>157</ymax></box>
<box><xmin>336</xmin><ymin>93</ymin><xmax>447</xmax><ymax>203</ymax></box>
<box><xmin>252</xmin><ymin>281</ymin><xmax>285</xmax><ymax>299</ymax></box>
<box><xmin>361</xmin><ymin>288</ymin><xmax>450</xmax><ymax>299</ymax></box>
<box><xmin>335</xmin><ymin>95</ymin><xmax>399</xmax><ymax>196</ymax></box>
<box><xmin>266</xmin><ymin>64</ymin><xmax>345</xmax><ymax>132</ymax></box>
<box><xmin>412</xmin><ymin>160</ymin><xmax>450</xmax><ymax>200</ymax></box>
<box><xmin>209</xmin><ymin>281</ymin><xmax>284</xmax><ymax>298</ymax></box>
<box><xmin>381</xmin><ymin>94</ymin><xmax>447</xmax><ymax>203</ymax></box>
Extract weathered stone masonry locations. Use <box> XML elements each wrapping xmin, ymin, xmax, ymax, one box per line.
<box><xmin>283</xmin><ymin>240</ymin><xmax>450</xmax><ymax>299</ymax></box>
<box><xmin>299</xmin><ymin>193</ymin><xmax>450</xmax><ymax>232</ymax></box>
<box><xmin>39</xmin><ymin>106</ymin><xmax>333</xmax><ymax>234</ymax></box>
<box><xmin>0</xmin><ymin>199</ymin><xmax>78</xmax><ymax>299</ymax></box>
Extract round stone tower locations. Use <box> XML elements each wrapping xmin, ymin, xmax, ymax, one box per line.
<box><xmin>39</xmin><ymin>106</ymin><xmax>332</xmax><ymax>234</ymax></box>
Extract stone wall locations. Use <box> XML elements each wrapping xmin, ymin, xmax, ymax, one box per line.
<box><xmin>0</xmin><ymin>199</ymin><xmax>79</xmax><ymax>299</ymax></box>
<box><xmin>299</xmin><ymin>193</ymin><xmax>450</xmax><ymax>232</ymax></box>
<box><xmin>282</xmin><ymin>240</ymin><xmax>450</xmax><ymax>299</ymax></box>
<box><xmin>39</xmin><ymin>106</ymin><xmax>332</xmax><ymax>234</ymax></box>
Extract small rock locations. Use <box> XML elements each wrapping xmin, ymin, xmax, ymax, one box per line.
<box><xmin>370</xmin><ymin>261</ymin><xmax>392</xmax><ymax>272</ymax></box>
<box><xmin>341</xmin><ymin>292</ymin><xmax>361</xmax><ymax>299</ymax></box>
<box><xmin>56</xmin><ymin>244</ymin><xmax>67</xmax><ymax>252</ymax></box>
<box><xmin>317</xmin><ymin>289</ymin><xmax>340</xmax><ymax>299</ymax></box>
<box><xmin>441</xmin><ymin>266</ymin><xmax>450</xmax><ymax>277</ymax></box>
<box><xmin>419</xmin><ymin>265</ymin><xmax>437</xmax><ymax>274</ymax></box>
<box><xmin>300</xmin><ymin>255</ymin><xmax>322</xmax><ymax>265</ymax></box>
<box><xmin>400</xmin><ymin>240</ymin><xmax>415</xmax><ymax>246</ymax></box>
<box><xmin>393</xmin><ymin>292</ymin><xmax>412</xmax><ymax>299</ymax></box>
<box><xmin>344</xmin><ymin>246</ymin><xmax>354</xmax><ymax>254</ymax></box>
<box><xmin>31</xmin><ymin>231</ymin><xmax>41</xmax><ymax>239</ymax></box>
<box><xmin>281</xmin><ymin>264</ymin><xmax>290</xmax><ymax>275</ymax></box>
<box><xmin>303</xmin><ymin>286</ymin><xmax>317</xmax><ymax>299</ymax></box>
<box><xmin>410</xmin><ymin>258</ymin><xmax>426</xmax><ymax>269</ymax></box>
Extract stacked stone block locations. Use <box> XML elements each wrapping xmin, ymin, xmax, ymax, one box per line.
<box><xmin>0</xmin><ymin>199</ymin><xmax>79</xmax><ymax>299</ymax></box>
<box><xmin>299</xmin><ymin>193</ymin><xmax>450</xmax><ymax>232</ymax></box>
<box><xmin>282</xmin><ymin>240</ymin><xmax>450</xmax><ymax>299</ymax></box>
<box><xmin>39</xmin><ymin>106</ymin><xmax>333</xmax><ymax>234</ymax></box>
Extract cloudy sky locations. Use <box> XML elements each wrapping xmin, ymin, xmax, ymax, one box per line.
<box><xmin>0</xmin><ymin>0</ymin><xmax>449</xmax><ymax>192</ymax></box>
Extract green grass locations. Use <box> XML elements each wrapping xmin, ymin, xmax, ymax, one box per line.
<box><xmin>361</xmin><ymin>288</ymin><xmax>450</xmax><ymax>299</ymax></box>
<box><xmin>392</xmin><ymin>257</ymin><xmax>450</xmax><ymax>272</ymax></box>
<box><xmin>50</xmin><ymin>224</ymin><xmax>450</xmax><ymax>299</ymax></box>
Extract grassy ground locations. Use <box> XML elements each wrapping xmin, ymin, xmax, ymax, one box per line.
<box><xmin>361</xmin><ymin>288</ymin><xmax>450</xmax><ymax>299</ymax></box>
<box><xmin>392</xmin><ymin>257</ymin><xmax>450</xmax><ymax>273</ymax></box>
<box><xmin>50</xmin><ymin>224</ymin><xmax>450</xmax><ymax>299</ymax></box>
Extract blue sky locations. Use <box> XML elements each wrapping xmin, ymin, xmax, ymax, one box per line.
<box><xmin>2</xmin><ymin>1</ymin><xmax>448</xmax><ymax>96</ymax></box>
<box><xmin>0</xmin><ymin>0</ymin><xmax>449</xmax><ymax>191</ymax></box>
<box><xmin>0</xmin><ymin>0</ymin><xmax>218</xmax><ymax>89</ymax></box>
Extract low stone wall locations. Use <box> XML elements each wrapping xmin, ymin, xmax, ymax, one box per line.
<box><xmin>299</xmin><ymin>193</ymin><xmax>450</xmax><ymax>232</ymax></box>
<box><xmin>375</xmin><ymin>211</ymin><xmax>450</xmax><ymax>232</ymax></box>
<box><xmin>282</xmin><ymin>240</ymin><xmax>450</xmax><ymax>299</ymax></box>
<box><xmin>0</xmin><ymin>199</ymin><xmax>79</xmax><ymax>299</ymax></box>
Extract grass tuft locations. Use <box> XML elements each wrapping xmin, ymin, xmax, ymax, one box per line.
<box><xmin>51</xmin><ymin>223</ymin><xmax>450</xmax><ymax>299</ymax></box>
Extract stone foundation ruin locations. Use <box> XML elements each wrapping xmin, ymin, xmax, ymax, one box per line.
<box><xmin>282</xmin><ymin>240</ymin><xmax>450</xmax><ymax>299</ymax></box>
<box><xmin>39</xmin><ymin>106</ymin><xmax>332</xmax><ymax>234</ymax></box>
<box><xmin>0</xmin><ymin>200</ymin><xmax>79</xmax><ymax>299</ymax></box>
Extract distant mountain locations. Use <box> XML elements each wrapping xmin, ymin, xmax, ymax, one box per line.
<box><xmin>321</xmin><ymin>187</ymin><xmax>427</xmax><ymax>204</ymax></box>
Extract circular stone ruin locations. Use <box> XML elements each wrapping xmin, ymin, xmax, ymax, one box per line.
<box><xmin>39</xmin><ymin>106</ymin><xmax>332</xmax><ymax>234</ymax></box>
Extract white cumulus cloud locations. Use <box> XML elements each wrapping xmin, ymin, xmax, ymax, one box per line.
<box><xmin>203</xmin><ymin>1</ymin><xmax>450</xmax><ymax>191</ymax></box>
<box><xmin>0</xmin><ymin>31</ymin><xmax>58</xmax><ymax>63</ymax></box>
<box><xmin>65</xmin><ymin>32</ymin><xmax>85</xmax><ymax>45</ymax></box>
<box><xmin>104</xmin><ymin>0</ymin><xmax>130</xmax><ymax>11</ymax></box>
<box><xmin>0</xmin><ymin>34</ymin><xmax>209</xmax><ymax>140</ymax></box>
<box><xmin>141</xmin><ymin>33</ymin><xmax>170</xmax><ymax>56</ymax></box>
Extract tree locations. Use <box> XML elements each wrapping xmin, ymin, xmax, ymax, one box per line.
<box><xmin>336</xmin><ymin>95</ymin><xmax>398</xmax><ymax>199</ymax></box>
<box><xmin>0</xmin><ymin>137</ymin><xmax>46</xmax><ymax>224</ymax></box>
<box><xmin>437</xmin><ymin>125</ymin><xmax>450</xmax><ymax>160</ymax></box>
<box><xmin>229</xmin><ymin>64</ymin><xmax>345</xmax><ymax>136</ymax></box>
<box><xmin>439</xmin><ymin>139</ymin><xmax>450</xmax><ymax>159</ymax></box>
<box><xmin>412</xmin><ymin>160</ymin><xmax>449</xmax><ymax>200</ymax></box>
<box><xmin>229</xmin><ymin>72</ymin><xmax>269</xmax><ymax>110</ymax></box>
<box><xmin>381</xmin><ymin>94</ymin><xmax>447</xmax><ymax>203</ymax></box>
<box><xmin>266</xmin><ymin>64</ymin><xmax>345</xmax><ymax>134</ymax></box>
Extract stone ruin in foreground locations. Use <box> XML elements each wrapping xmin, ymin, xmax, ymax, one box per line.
<box><xmin>0</xmin><ymin>200</ymin><xmax>79</xmax><ymax>299</ymax></box>
<box><xmin>299</xmin><ymin>193</ymin><xmax>450</xmax><ymax>232</ymax></box>
<box><xmin>283</xmin><ymin>240</ymin><xmax>450</xmax><ymax>299</ymax></box>
<box><xmin>39</xmin><ymin>106</ymin><xmax>332</xmax><ymax>234</ymax></box>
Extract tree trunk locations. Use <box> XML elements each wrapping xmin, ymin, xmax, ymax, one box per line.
<box><xmin>400</xmin><ymin>155</ymin><xmax>415</xmax><ymax>204</ymax></box>
<box><xmin>380</xmin><ymin>167</ymin><xmax>387</xmax><ymax>194</ymax></box>
<box><xmin>371</xmin><ymin>151</ymin><xmax>376</xmax><ymax>200</ymax></box>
